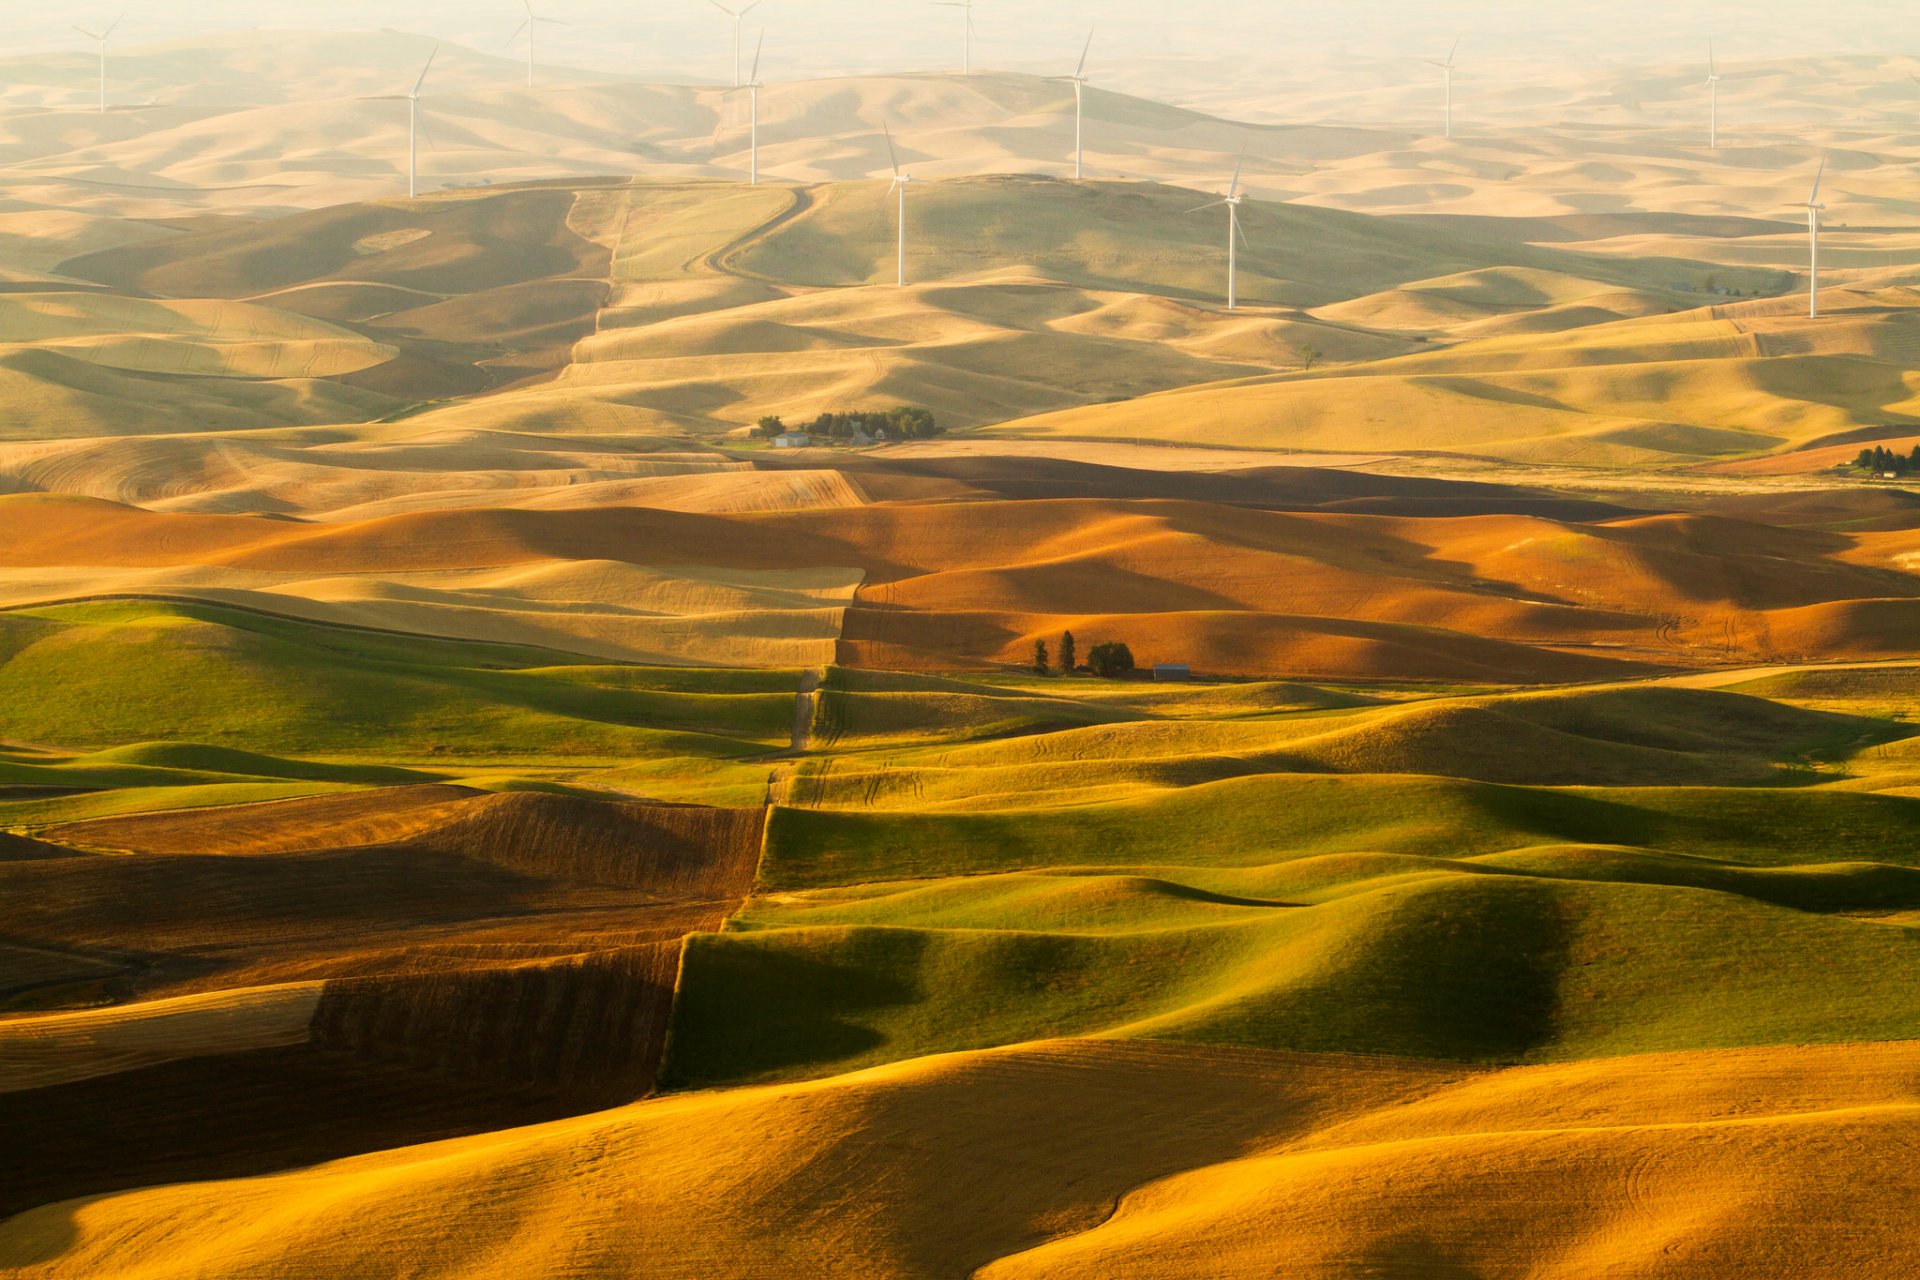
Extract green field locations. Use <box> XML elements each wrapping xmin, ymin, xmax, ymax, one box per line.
<box><xmin>0</xmin><ymin>601</ymin><xmax>807</xmax><ymax>824</ymax></box>
<box><xmin>0</xmin><ymin>601</ymin><xmax>799</xmax><ymax>762</ymax></box>
<box><xmin>9</xmin><ymin>598</ymin><xmax>1919</xmax><ymax>1100</ymax></box>
<box><xmin>661</xmin><ymin>673</ymin><xmax>1920</xmax><ymax>1088</ymax></box>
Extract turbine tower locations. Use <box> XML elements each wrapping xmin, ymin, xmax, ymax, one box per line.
<box><xmin>934</xmin><ymin>0</ymin><xmax>975</xmax><ymax>75</ymax></box>
<box><xmin>1706</xmin><ymin>39</ymin><xmax>1720</xmax><ymax>148</ymax></box>
<box><xmin>71</xmin><ymin>15</ymin><xmax>122</xmax><ymax>114</ymax></box>
<box><xmin>509</xmin><ymin>0</ymin><xmax>567</xmax><ymax>89</ymax></box>
<box><xmin>706</xmin><ymin>1</ymin><xmax>762</xmax><ymax>88</ymax></box>
<box><xmin>884</xmin><ymin>122</ymin><xmax>917</xmax><ymax>287</ymax></box>
<box><xmin>1804</xmin><ymin>155</ymin><xmax>1826</xmax><ymax>319</ymax></box>
<box><xmin>362</xmin><ymin>46</ymin><xmax>440</xmax><ymax>198</ymax></box>
<box><xmin>1427</xmin><ymin>37</ymin><xmax>1460</xmax><ymax>139</ymax></box>
<box><xmin>728</xmin><ymin>32</ymin><xmax>766</xmax><ymax>185</ymax></box>
<box><xmin>1189</xmin><ymin>155</ymin><xmax>1248</xmax><ymax>312</ymax></box>
<box><xmin>404</xmin><ymin>48</ymin><xmax>437</xmax><ymax>199</ymax></box>
<box><xmin>1054</xmin><ymin>30</ymin><xmax>1094</xmax><ymax>180</ymax></box>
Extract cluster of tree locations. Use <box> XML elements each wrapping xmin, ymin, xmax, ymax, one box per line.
<box><xmin>753</xmin><ymin>407</ymin><xmax>943</xmax><ymax>441</ymax></box>
<box><xmin>1031</xmin><ymin>630</ymin><xmax>1135</xmax><ymax>679</ymax></box>
<box><xmin>1852</xmin><ymin>445</ymin><xmax>1920</xmax><ymax>477</ymax></box>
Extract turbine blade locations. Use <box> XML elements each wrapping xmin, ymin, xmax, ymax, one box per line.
<box><xmin>750</xmin><ymin>30</ymin><xmax>763</xmax><ymax>83</ymax></box>
<box><xmin>1186</xmin><ymin>200</ymin><xmax>1227</xmax><ymax>213</ymax></box>
<box><xmin>741</xmin><ymin>0</ymin><xmax>762</xmax><ymax>13</ymax></box>
<box><xmin>1708</xmin><ymin>37</ymin><xmax>1716</xmax><ymax>78</ymax></box>
<box><xmin>707</xmin><ymin>0</ymin><xmax>738</xmax><ymax>16</ymax></box>
<box><xmin>411</xmin><ymin>45</ymin><xmax>439</xmax><ymax>97</ymax></box>
<box><xmin>72</xmin><ymin>25</ymin><xmax>102</xmax><ymax>39</ymax></box>
<box><xmin>1808</xmin><ymin>154</ymin><xmax>1826</xmax><ymax>205</ymax></box>
<box><xmin>1235</xmin><ymin>209</ymin><xmax>1250</xmax><ymax>249</ymax></box>
<box><xmin>419</xmin><ymin>109</ymin><xmax>441</xmax><ymax>153</ymax></box>
<box><xmin>524</xmin><ymin>0</ymin><xmax>535</xmax><ymax>15</ymax></box>
<box><xmin>883</xmin><ymin>120</ymin><xmax>901</xmax><ymax>177</ymax></box>
<box><xmin>1446</xmin><ymin>35</ymin><xmax>1460</xmax><ymax>67</ymax></box>
<box><xmin>104</xmin><ymin>13</ymin><xmax>123</xmax><ymax>38</ymax></box>
<box><xmin>1075</xmin><ymin>29</ymin><xmax>1094</xmax><ymax>79</ymax></box>
<box><xmin>1227</xmin><ymin>151</ymin><xmax>1245</xmax><ymax>200</ymax></box>
<box><xmin>507</xmin><ymin>17</ymin><xmax>530</xmax><ymax>45</ymax></box>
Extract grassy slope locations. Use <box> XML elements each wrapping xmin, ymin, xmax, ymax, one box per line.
<box><xmin>664</xmin><ymin>680</ymin><xmax>1920</xmax><ymax>1088</ymax></box>
<box><xmin>734</xmin><ymin>178</ymin><xmax>1774</xmax><ymax>308</ymax></box>
<box><xmin>782</xmin><ymin>684</ymin><xmax>1901</xmax><ymax>810</ymax></box>
<box><xmin>0</xmin><ymin>600</ymin><xmax>798</xmax><ymax>763</ymax></box>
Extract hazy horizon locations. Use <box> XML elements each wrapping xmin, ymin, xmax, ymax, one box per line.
<box><xmin>16</xmin><ymin>1</ymin><xmax>1920</xmax><ymax>91</ymax></box>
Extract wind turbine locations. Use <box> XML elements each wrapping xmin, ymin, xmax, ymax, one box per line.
<box><xmin>706</xmin><ymin>0</ymin><xmax>762</xmax><ymax>88</ymax></box>
<box><xmin>1189</xmin><ymin>154</ymin><xmax>1248</xmax><ymax>312</ymax></box>
<box><xmin>508</xmin><ymin>0</ymin><xmax>567</xmax><ymax>89</ymax></box>
<box><xmin>1427</xmin><ymin>37</ymin><xmax>1460</xmax><ymax>139</ymax></box>
<box><xmin>933</xmin><ymin>0</ymin><xmax>976</xmax><ymax>75</ymax></box>
<box><xmin>729</xmin><ymin>32</ymin><xmax>766</xmax><ymax>184</ymax></box>
<box><xmin>364</xmin><ymin>47</ymin><xmax>439</xmax><ymax>199</ymax></box>
<box><xmin>1803</xmin><ymin>155</ymin><xmax>1826</xmax><ymax>319</ymax></box>
<box><xmin>884</xmin><ymin>122</ymin><xmax>917</xmax><ymax>287</ymax></box>
<box><xmin>71</xmin><ymin>15</ymin><xmax>122</xmax><ymax>114</ymax></box>
<box><xmin>1706</xmin><ymin>39</ymin><xmax>1721</xmax><ymax>148</ymax></box>
<box><xmin>1055</xmin><ymin>30</ymin><xmax>1094</xmax><ymax>180</ymax></box>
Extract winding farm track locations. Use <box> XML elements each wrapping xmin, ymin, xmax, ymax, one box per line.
<box><xmin>702</xmin><ymin>184</ymin><xmax>817</xmax><ymax>278</ymax></box>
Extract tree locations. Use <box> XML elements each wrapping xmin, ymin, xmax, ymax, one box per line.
<box><xmin>882</xmin><ymin>406</ymin><xmax>941</xmax><ymax>440</ymax></box>
<box><xmin>1059</xmin><ymin>630</ymin><xmax>1076</xmax><ymax>674</ymax></box>
<box><xmin>755</xmin><ymin>415</ymin><xmax>787</xmax><ymax>439</ymax></box>
<box><xmin>1295</xmin><ymin>343</ymin><xmax>1322</xmax><ymax>373</ymax></box>
<box><xmin>1032</xmin><ymin>639</ymin><xmax>1050</xmax><ymax>675</ymax></box>
<box><xmin>1086</xmin><ymin>641</ymin><xmax>1135</xmax><ymax>679</ymax></box>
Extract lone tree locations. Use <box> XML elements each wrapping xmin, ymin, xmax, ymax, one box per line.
<box><xmin>1086</xmin><ymin>641</ymin><xmax>1135</xmax><ymax>679</ymax></box>
<box><xmin>1032</xmin><ymin>639</ymin><xmax>1050</xmax><ymax>675</ymax></box>
<box><xmin>1295</xmin><ymin>343</ymin><xmax>1322</xmax><ymax>373</ymax></box>
<box><xmin>755</xmin><ymin>415</ymin><xmax>787</xmax><ymax>438</ymax></box>
<box><xmin>1059</xmin><ymin>630</ymin><xmax>1076</xmax><ymax>674</ymax></box>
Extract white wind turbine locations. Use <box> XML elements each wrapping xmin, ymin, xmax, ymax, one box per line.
<box><xmin>1706</xmin><ymin>39</ymin><xmax>1721</xmax><ymax>148</ymax></box>
<box><xmin>1054</xmin><ymin>30</ymin><xmax>1094</xmax><ymax>180</ymax></box>
<box><xmin>883</xmin><ymin>122</ymin><xmax>917</xmax><ymax>287</ymax></box>
<box><xmin>706</xmin><ymin>0</ymin><xmax>763</xmax><ymax>88</ymax></box>
<box><xmin>933</xmin><ymin>0</ymin><xmax>976</xmax><ymax>75</ymax></box>
<box><xmin>508</xmin><ymin>0</ymin><xmax>567</xmax><ymax>89</ymax></box>
<box><xmin>71</xmin><ymin>15</ymin><xmax>122</xmax><ymax>114</ymax></box>
<box><xmin>1803</xmin><ymin>155</ymin><xmax>1827</xmax><ymax>319</ymax></box>
<box><xmin>729</xmin><ymin>32</ymin><xmax>766</xmax><ymax>184</ymax></box>
<box><xmin>364</xmin><ymin>47</ymin><xmax>439</xmax><ymax>199</ymax></box>
<box><xmin>1189</xmin><ymin>154</ymin><xmax>1249</xmax><ymax>311</ymax></box>
<box><xmin>1427</xmin><ymin>37</ymin><xmax>1460</xmax><ymax>139</ymax></box>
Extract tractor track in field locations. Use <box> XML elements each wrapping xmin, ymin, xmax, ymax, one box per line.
<box><xmin>702</xmin><ymin>184</ymin><xmax>818</xmax><ymax>280</ymax></box>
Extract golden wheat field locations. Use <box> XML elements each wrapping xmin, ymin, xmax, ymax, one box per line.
<box><xmin>3</xmin><ymin>3</ymin><xmax>1920</xmax><ymax>1276</ymax></box>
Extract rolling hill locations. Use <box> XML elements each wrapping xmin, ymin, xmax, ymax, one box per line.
<box><xmin>7</xmin><ymin>28</ymin><xmax>1920</xmax><ymax>1279</ymax></box>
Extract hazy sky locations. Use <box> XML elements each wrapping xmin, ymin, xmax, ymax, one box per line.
<box><xmin>20</xmin><ymin>0</ymin><xmax>1920</xmax><ymax>86</ymax></box>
